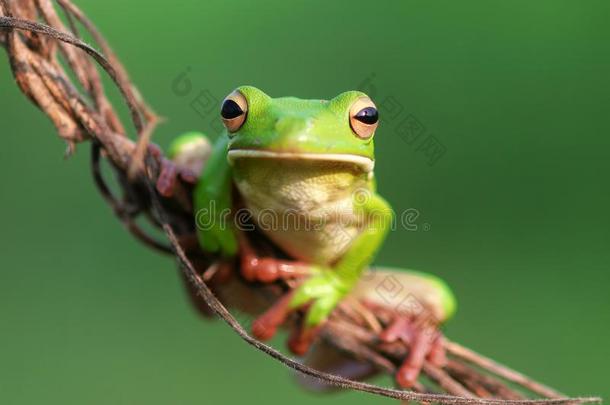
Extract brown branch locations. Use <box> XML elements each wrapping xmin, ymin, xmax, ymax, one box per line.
<box><xmin>0</xmin><ymin>14</ymin><xmax>146</xmax><ymax>136</ymax></box>
<box><xmin>445</xmin><ymin>342</ymin><xmax>564</xmax><ymax>399</ymax></box>
<box><xmin>152</xmin><ymin>203</ymin><xmax>599</xmax><ymax>405</ymax></box>
<box><xmin>0</xmin><ymin>3</ymin><xmax>602</xmax><ymax>404</ymax></box>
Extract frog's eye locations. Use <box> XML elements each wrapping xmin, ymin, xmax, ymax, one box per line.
<box><xmin>221</xmin><ymin>90</ymin><xmax>248</xmax><ymax>132</ymax></box>
<box><xmin>349</xmin><ymin>97</ymin><xmax>378</xmax><ymax>139</ymax></box>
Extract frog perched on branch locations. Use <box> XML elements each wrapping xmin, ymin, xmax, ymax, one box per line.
<box><xmin>163</xmin><ymin>86</ymin><xmax>456</xmax><ymax>388</ymax></box>
<box><xmin>0</xmin><ymin>1</ymin><xmax>602</xmax><ymax>403</ymax></box>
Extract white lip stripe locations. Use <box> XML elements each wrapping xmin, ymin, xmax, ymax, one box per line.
<box><xmin>227</xmin><ymin>149</ymin><xmax>375</xmax><ymax>173</ymax></box>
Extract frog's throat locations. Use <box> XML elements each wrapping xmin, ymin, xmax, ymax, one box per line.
<box><xmin>227</xmin><ymin>149</ymin><xmax>374</xmax><ymax>173</ymax></box>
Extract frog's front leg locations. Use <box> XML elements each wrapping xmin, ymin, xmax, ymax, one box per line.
<box><xmin>252</xmin><ymin>190</ymin><xmax>393</xmax><ymax>351</ymax></box>
<box><xmin>290</xmin><ymin>190</ymin><xmax>393</xmax><ymax>326</ymax></box>
<box><xmin>238</xmin><ymin>232</ymin><xmax>313</xmax><ymax>283</ymax></box>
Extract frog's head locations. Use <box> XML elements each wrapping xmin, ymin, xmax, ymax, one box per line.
<box><xmin>222</xmin><ymin>86</ymin><xmax>378</xmax><ymax>173</ymax></box>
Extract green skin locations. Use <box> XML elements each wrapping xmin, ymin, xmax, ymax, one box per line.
<box><xmin>171</xmin><ymin>86</ymin><xmax>456</xmax><ymax>327</ymax></box>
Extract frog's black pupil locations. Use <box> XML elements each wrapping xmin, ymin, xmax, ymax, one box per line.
<box><xmin>354</xmin><ymin>107</ymin><xmax>378</xmax><ymax>125</ymax></box>
<box><xmin>221</xmin><ymin>99</ymin><xmax>244</xmax><ymax>119</ymax></box>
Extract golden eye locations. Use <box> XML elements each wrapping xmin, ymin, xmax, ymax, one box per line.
<box><xmin>349</xmin><ymin>97</ymin><xmax>378</xmax><ymax>139</ymax></box>
<box><xmin>220</xmin><ymin>90</ymin><xmax>248</xmax><ymax>132</ymax></box>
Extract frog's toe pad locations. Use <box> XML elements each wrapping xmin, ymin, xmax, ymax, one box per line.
<box><xmin>380</xmin><ymin>316</ymin><xmax>446</xmax><ymax>388</ymax></box>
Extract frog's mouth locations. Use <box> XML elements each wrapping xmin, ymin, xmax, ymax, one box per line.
<box><xmin>227</xmin><ymin>149</ymin><xmax>374</xmax><ymax>173</ymax></box>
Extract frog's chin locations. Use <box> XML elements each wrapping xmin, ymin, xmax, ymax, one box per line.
<box><xmin>227</xmin><ymin>149</ymin><xmax>374</xmax><ymax>173</ymax></box>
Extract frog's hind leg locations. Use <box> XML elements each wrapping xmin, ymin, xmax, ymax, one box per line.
<box><xmin>251</xmin><ymin>290</ymin><xmax>297</xmax><ymax>340</ymax></box>
<box><xmin>352</xmin><ymin>267</ymin><xmax>456</xmax><ymax>388</ymax></box>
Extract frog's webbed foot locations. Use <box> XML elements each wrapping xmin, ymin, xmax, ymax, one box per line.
<box><xmin>156</xmin><ymin>156</ymin><xmax>198</xmax><ymax>197</ymax></box>
<box><xmin>154</xmin><ymin>133</ymin><xmax>211</xmax><ymax>197</ymax></box>
<box><xmin>380</xmin><ymin>314</ymin><xmax>446</xmax><ymax>388</ymax></box>
<box><xmin>251</xmin><ymin>270</ymin><xmax>346</xmax><ymax>356</ymax></box>
<box><xmin>251</xmin><ymin>290</ymin><xmax>296</xmax><ymax>341</ymax></box>
<box><xmin>289</xmin><ymin>271</ymin><xmax>346</xmax><ymax>326</ymax></box>
<box><xmin>242</xmin><ymin>232</ymin><xmax>327</xmax><ymax>352</ymax></box>
<box><xmin>251</xmin><ymin>286</ymin><xmax>329</xmax><ymax>356</ymax></box>
<box><xmin>150</xmin><ymin>139</ymin><xmax>198</xmax><ymax>197</ymax></box>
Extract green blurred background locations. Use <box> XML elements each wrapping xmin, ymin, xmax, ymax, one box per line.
<box><xmin>1</xmin><ymin>1</ymin><xmax>609</xmax><ymax>403</ymax></box>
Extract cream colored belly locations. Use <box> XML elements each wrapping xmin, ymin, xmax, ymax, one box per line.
<box><xmin>232</xmin><ymin>159</ymin><xmax>369</xmax><ymax>265</ymax></box>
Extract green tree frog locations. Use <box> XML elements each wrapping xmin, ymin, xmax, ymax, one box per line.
<box><xmin>164</xmin><ymin>86</ymin><xmax>456</xmax><ymax>387</ymax></box>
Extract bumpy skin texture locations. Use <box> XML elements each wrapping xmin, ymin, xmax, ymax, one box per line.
<box><xmin>175</xmin><ymin>86</ymin><xmax>456</xmax><ymax>328</ymax></box>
